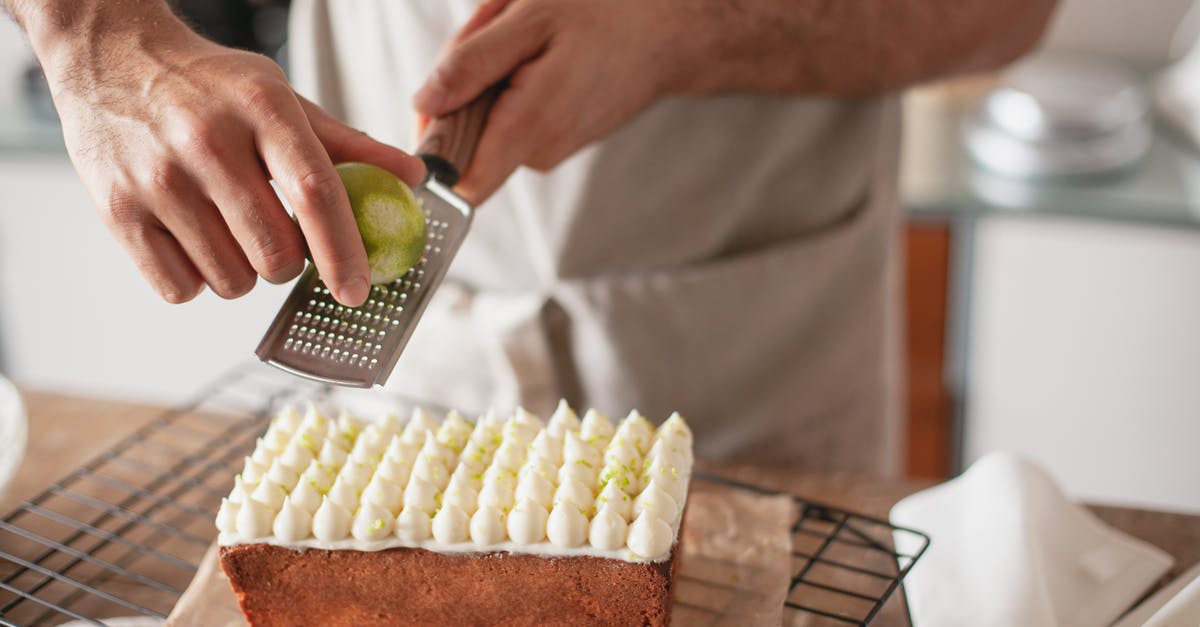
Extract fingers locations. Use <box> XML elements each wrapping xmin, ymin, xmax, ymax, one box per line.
<box><xmin>255</xmin><ymin>97</ymin><xmax>371</xmax><ymax>307</ymax></box>
<box><xmin>453</xmin><ymin>57</ymin><xmax>564</xmax><ymax>205</ymax></box>
<box><xmin>148</xmin><ymin>173</ymin><xmax>259</xmax><ymax>300</ymax></box>
<box><xmin>107</xmin><ymin>212</ymin><xmax>205</xmax><ymax>304</ymax></box>
<box><xmin>414</xmin><ymin>0</ymin><xmax>552</xmax><ymax>116</ymax></box>
<box><xmin>199</xmin><ymin>143</ymin><xmax>308</xmax><ymax>285</ymax></box>
<box><xmin>301</xmin><ymin>97</ymin><xmax>427</xmax><ymax>187</ymax></box>
<box><xmin>135</xmin><ymin>227</ymin><xmax>206</xmax><ymax>304</ymax></box>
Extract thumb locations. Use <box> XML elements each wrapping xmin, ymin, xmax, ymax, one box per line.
<box><xmin>301</xmin><ymin>96</ymin><xmax>427</xmax><ymax>188</ymax></box>
<box><xmin>413</xmin><ymin>1</ymin><xmax>551</xmax><ymax>117</ymax></box>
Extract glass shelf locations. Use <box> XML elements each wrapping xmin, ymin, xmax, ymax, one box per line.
<box><xmin>901</xmin><ymin>85</ymin><xmax>1200</xmax><ymax>230</ymax></box>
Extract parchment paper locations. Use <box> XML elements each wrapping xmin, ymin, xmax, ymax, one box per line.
<box><xmin>166</xmin><ymin>483</ymin><xmax>794</xmax><ymax>626</ymax></box>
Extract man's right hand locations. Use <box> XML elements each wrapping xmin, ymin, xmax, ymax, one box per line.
<box><xmin>22</xmin><ymin>2</ymin><xmax>425</xmax><ymax>306</ymax></box>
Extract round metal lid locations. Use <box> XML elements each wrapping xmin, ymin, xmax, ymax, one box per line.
<box><xmin>982</xmin><ymin>53</ymin><xmax>1148</xmax><ymax>141</ymax></box>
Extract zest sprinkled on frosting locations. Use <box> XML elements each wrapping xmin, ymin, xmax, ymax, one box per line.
<box><xmin>217</xmin><ymin>399</ymin><xmax>693</xmax><ymax>562</ymax></box>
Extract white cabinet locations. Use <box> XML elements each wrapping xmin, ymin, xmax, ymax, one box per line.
<box><xmin>965</xmin><ymin>214</ymin><xmax>1200</xmax><ymax>512</ymax></box>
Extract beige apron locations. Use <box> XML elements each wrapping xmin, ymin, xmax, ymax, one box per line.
<box><xmin>289</xmin><ymin>0</ymin><xmax>903</xmax><ymax>475</ymax></box>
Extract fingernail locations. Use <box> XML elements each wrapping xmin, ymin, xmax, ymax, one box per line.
<box><xmin>414</xmin><ymin>80</ymin><xmax>447</xmax><ymax>115</ymax></box>
<box><xmin>336</xmin><ymin>276</ymin><xmax>370</xmax><ymax>307</ymax></box>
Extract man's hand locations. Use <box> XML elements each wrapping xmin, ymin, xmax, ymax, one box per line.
<box><xmin>414</xmin><ymin>0</ymin><xmax>1054</xmax><ymax>206</ymax></box>
<box><xmin>413</xmin><ymin>0</ymin><xmax>684</xmax><ymax>206</ymax></box>
<box><xmin>15</xmin><ymin>1</ymin><xmax>425</xmax><ymax>306</ymax></box>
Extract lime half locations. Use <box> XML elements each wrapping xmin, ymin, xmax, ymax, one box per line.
<box><xmin>336</xmin><ymin>162</ymin><xmax>427</xmax><ymax>285</ymax></box>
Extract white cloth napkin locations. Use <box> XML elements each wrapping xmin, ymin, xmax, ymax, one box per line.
<box><xmin>890</xmin><ymin>452</ymin><xmax>1173</xmax><ymax>627</ymax></box>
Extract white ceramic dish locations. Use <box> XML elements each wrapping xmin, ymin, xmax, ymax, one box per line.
<box><xmin>0</xmin><ymin>374</ymin><xmax>27</xmax><ymax>501</ymax></box>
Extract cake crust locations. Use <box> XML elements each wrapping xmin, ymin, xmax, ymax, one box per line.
<box><xmin>220</xmin><ymin>543</ymin><xmax>679</xmax><ymax>627</ymax></box>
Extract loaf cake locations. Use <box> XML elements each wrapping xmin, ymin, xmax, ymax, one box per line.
<box><xmin>215</xmin><ymin>400</ymin><xmax>694</xmax><ymax>626</ymax></box>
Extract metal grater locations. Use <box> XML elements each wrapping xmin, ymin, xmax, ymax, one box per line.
<box><xmin>256</xmin><ymin>86</ymin><xmax>500</xmax><ymax>387</ymax></box>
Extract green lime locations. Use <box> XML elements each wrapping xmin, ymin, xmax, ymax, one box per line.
<box><xmin>336</xmin><ymin>162</ymin><xmax>427</xmax><ymax>285</ymax></box>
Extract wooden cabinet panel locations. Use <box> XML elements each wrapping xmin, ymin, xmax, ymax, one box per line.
<box><xmin>904</xmin><ymin>223</ymin><xmax>954</xmax><ymax>479</ymax></box>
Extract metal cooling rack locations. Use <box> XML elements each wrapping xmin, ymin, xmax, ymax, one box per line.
<box><xmin>0</xmin><ymin>363</ymin><xmax>929</xmax><ymax>626</ymax></box>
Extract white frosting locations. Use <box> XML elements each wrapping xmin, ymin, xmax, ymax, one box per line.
<box><xmin>265</xmin><ymin>459</ymin><xmax>299</xmax><ymax>490</ymax></box>
<box><xmin>403</xmin><ymin>476</ymin><xmax>439</xmax><ymax>514</ymax></box>
<box><xmin>627</xmin><ymin>511</ymin><xmax>674</xmax><ymax>558</ymax></box>
<box><xmin>384</xmin><ymin>435</ymin><xmax>417</xmax><ymax>465</ymax></box>
<box><xmin>507</xmin><ymin>499</ymin><xmax>548</xmax><ymax>544</ymax></box>
<box><xmin>302</xmin><ymin>461</ymin><xmax>335</xmax><ymax>492</ymax></box>
<box><xmin>546</xmin><ymin>399</ymin><xmax>580</xmax><ymax>439</ymax></box>
<box><xmin>596</xmin><ymin>481</ymin><xmax>633</xmax><ymax>521</ymax></box>
<box><xmin>491</xmin><ymin>440</ymin><xmax>526</xmax><ymax>472</ymax></box>
<box><xmin>589</xmin><ymin>505</ymin><xmax>628</xmax><ymax>550</ymax></box>
<box><xmin>579</xmin><ymin>409</ymin><xmax>614</xmax><ymax>442</ymax></box>
<box><xmin>362</xmin><ymin>476</ymin><xmax>404</xmax><ymax>514</ymax></box>
<box><xmin>478</xmin><ymin>478</ymin><xmax>515</xmax><ymax>511</ymax></box>
<box><xmin>470</xmin><ymin>506</ymin><xmax>507</xmax><ymax>545</ymax></box>
<box><xmin>376</xmin><ymin>455</ymin><xmax>411</xmax><ymax>488</ymax></box>
<box><xmin>437</xmin><ymin>410</ymin><xmax>472</xmax><ymax>451</ymax></box>
<box><xmin>250</xmin><ymin>480</ymin><xmax>286</xmax><ymax>510</ymax></box>
<box><xmin>218</xmin><ymin>401</ymin><xmax>693</xmax><ymax>563</ymax></box>
<box><xmin>530</xmin><ymin>431</ymin><xmax>563</xmax><ymax>466</ymax></box>
<box><xmin>216</xmin><ymin>498</ymin><xmax>239</xmax><ymax>534</ymax></box>
<box><xmin>312</xmin><ymin>498</ymin><xmax>352</xmax><ymax>542</ymax></box>
<box><xmin>273</xmin><ymin>497</ymin><xmax>312</xmax><ymax>543</ymax></box>
<box><xmin>395</xmin><ymin>508</ymin><xmax>432</xmax><ymax>542</ymax></box>
<box><xmin>262</xmin><ymin>427</ymin><xmax>290</xmax><ymax>454</ymax></box>
<box><xmin>564</xmin><ymin>431</ymin><xmax>602</xmax><ymax>468</ymax></box>
<box><xmin>350</xmin><ymin>440</ymin><xmax>381</xmax><ymax>466</ymax></box>
<box><xmin>412</xmin><ymin>452</ymin><xmax>449</xmax><ymax>488</ymax></box>
<box><xmin>432</xmin><ymin>505</ymin><xmax>470</xmax><ymax>544</ymax></box>
<box><xmin>290</xmin><ymin>478</ymin><xmax>324</xmax><ymax>514</ymax></box>
<box><xmin>558</xmin><ymin>462</ymin><xmax>595</xmax><ymax>490</ymax></box>
<box><xmin>251</xmin><ymin>441</ymin><xmax>274</xmax><ymax>467</ymax></box>
<box><xmin>420</xmin><ymin>432</ymin><xmax>456</xmax><ymax>469</ymax></box>
<box><xmin>514</xmin><ymin>470</ymin><xmax>554</xmax><ymax>509</ymax></box>
<box><xmin>633</xmin><ymin>480</ymin><xmax>680</xmax><ymax>523</ymax></box>
<box><xmin>236</xmin><ymin>498</ymin><xmax>274</xmax><ymax>538</ymax></box>
<box><xmin>274</xmin><ymin>405</ymin><xmax>303</xmax><ymax>434</ymax></box>
<box><xmin>278</xmin><ymin>439</ymin><xmax>313</xmax><ymax>471</ymax></box>
<box><xmin>547</xmin><ymin>502</ymin><xmax>588</xmax><ymax>548</ymax></box>
<box><xmin>603</xmin><ymin>438</ymin><xmax>639</xmax><ymax>470</ymax></box>
<box><xmin>554</xmin><ymin>478</ymin><xmax>593</xmax><ymax>511</ymax></box>
<box><xmin>327</xmin><ymin>477</ymin><xmax>359</xmax><ymax>511</ymax></box>
<box><xmin>241</xmin><ymin>457</ymin><xmax>266</xmax><ymax>484</ymax></box>
<box><xmin>317</xmin><ymin>440</ymin><xmax>347</xmax><ymax>468</ymax></box>
<box><xmin>339</xmin><ymin>459</ymin><xmax>374</xmax><ymax>489</ymax></box>
<box><xmin>228</xmin><ymin>476</ymin><xmax>248</xmax><ymax>504</ymax></box>
<box><xmin>521</xmin><ymin>454</ymin><xmax>555</xmax><ymax>482</ymax></box>
<box><xmin>442</xmin><ymin>477</ymin><xmax>479</xmax><ymax>514</ymax></box>
<box><xmin>618</xmin><ymin>410</ymin><xmax>655</xmax><ymax>454</ymax></box>
<box><xmin>353</xmin><ymin>502</ymin><xmax>394</xmax><ymax>542</ymax></box>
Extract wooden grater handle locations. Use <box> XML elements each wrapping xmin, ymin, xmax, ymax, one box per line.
<box><xmin>415</xmin><ymin>83</ymin><xmax>504</xmax><ymax>187</ymax></box>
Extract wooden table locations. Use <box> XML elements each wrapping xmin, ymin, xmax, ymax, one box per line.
<box><xmin>4</xmin><ymin>389</ymin><xmax>1199</xmax><ymax>625</ymax></box>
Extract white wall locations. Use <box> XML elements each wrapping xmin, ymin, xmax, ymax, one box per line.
<box><xmin>0</xmin><ymin>155</ymin><xmax>289</xmax><ymax>403</ymax></box>
<box><xmin>1041</xmin><ymin>0</ymin><xmax>1199</xmax><ymax>70</ymax></box>
<box><xmin>966</xmin><ymin>215</ymin><xmax>1200</xmax><ymax>513</ymax></box>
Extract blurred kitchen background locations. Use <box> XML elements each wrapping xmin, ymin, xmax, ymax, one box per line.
<box><xmin>0</xmin><ymin>0</ymin><xmax>1197</xmax><ymax>514</ymax></box>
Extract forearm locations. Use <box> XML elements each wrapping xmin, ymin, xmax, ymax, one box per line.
<box><xmin>673</xmin><ymin>0</ymin><xmax>1057</xmax><ymax>96</ymax></box>
<box><xmin>4</xmin><ymin>0</ymin><xmax>185</xmax><ymax>82</ymax></box>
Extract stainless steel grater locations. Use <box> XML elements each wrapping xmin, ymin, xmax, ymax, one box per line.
<box><xmin>256</xmin><ymin>87</ymin><xmax>501</xmax><ymax>387</ymax></box>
